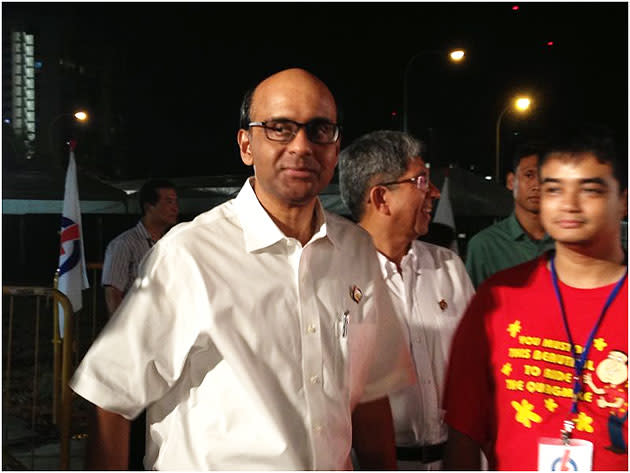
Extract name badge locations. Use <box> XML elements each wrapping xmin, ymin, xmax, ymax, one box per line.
<box><xmin>538</xmin><ymin>437</ymin><xmax>593</xmax><ymax>471</ymax></box>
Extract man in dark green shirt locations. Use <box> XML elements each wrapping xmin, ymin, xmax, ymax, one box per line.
<box><xmin>466</xmin><ymin>143</ymin><xmax>554</xmax><ymax>288</ymax></box>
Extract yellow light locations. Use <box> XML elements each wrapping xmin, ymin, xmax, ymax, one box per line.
<box><xmin>449</xmin><ymin>49</ymin><xmax>465</xmax><ymax>62</ymax></box>
<box><xmin>74</xmin><ymin>111</ymin><xmax>88</xmax><ymax>121</ymax></box>
<box><xmin>514</xmin><ymin>97</ymin><xmax>531</xmax><ymax>111</ymax></box>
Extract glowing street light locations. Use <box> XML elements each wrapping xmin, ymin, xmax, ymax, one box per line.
<box><xmin>49</xmin><ymin>110</ymin><xmax>90</xmax><ymax>158</ymax></box>
<box><xmin>403</xmin><ymin>48</ymin><xmax>466</xmax><ymax>132</ymax></box>
<box><xmin>449</xmin><ymin>49</ymin><xmax>465</xmax><ymax>62</ymax></box>
<box><xmin>73</xmin><ymin>111</ymin><xmax>88</xmax><ymax>122</ymax></box>
<box><xmin>495</xmin><ymin>95</ymin><xmax>533</xmax><ymax>181</ymax></box>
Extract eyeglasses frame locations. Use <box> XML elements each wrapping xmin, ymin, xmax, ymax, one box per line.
<box><xmin>247</xmin><ymin>119</ymin><xmax>341</xmax><ymax>144</ymax></box>
<box><xmin>377</xmin><ymin>174</ymin><xmax>430</xmax><ymax>191</ymax></box>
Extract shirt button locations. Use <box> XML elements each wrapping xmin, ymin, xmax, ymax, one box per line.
<box><xmin>314</xmin><ymin>424</ymin><xmax>323</xmax><ymax>433</ymax></box>
<box><xmin>307</xmin><ymin>324</ymin><xmax>317</xmax><ymax>334</ymax></box>
<box><xmin>310</xmin><ymin>375</ymin><xmax>321</xmax><ymax>384</ymax></box>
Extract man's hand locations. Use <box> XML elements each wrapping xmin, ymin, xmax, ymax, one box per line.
<box><xmin>443</xmin><ymin>425</ymin><xmax>484</xmax><ymax>470</ymax></box>
<box><xmin>352</xmin><ymin>396</ymin><xmax>397</xmax><ymax>470</ymax></box>
<box><xmin>104</xmin><ymin>285</ymin><xmax>123</xmax><ymax>317</ymax></box>
<box><xmin>86</xmin><ymin>404</ymin><xmax>131</xmax><ymax>470</ymax></box>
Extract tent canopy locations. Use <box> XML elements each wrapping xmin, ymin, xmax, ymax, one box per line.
<box><xmin>2</xmin><ymin>166</ymin><xmax>514</xmax><ymax>218</ymax></box>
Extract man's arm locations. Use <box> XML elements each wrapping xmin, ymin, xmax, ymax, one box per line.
<box><xmin>352</xmin><ymin>396</ymin><xmax>397</xmax><ymax>470</ymax></box>
<box><xmin>86</xmin><ymin>404</ymin><xmax>130</xmax><ymax>470</ymax></box>
<box><xmin>104</xmin><ymin>285</ymin><xmax>123</xmax><ymax>317</ymax></box>
<box><xmin>443</xmin><ymin>425</ymin><xmax>482</xmax><ymax>470</ymax></box>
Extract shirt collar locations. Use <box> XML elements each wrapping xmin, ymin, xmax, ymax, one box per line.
<box><xmin>234</xmin><ymin>177</ymin><xmax>334</xmax><ymax>252</ymax></box>
<box><xmin>507</xmin><ymin>212</ymin><xmax>553</xmax><ymax>245</ymax></box>
<box><xmin>136</xmin><ymin>220</ymin><xmax>153</xmax><ymax>240</ymax></box>
<box><xmin>506</xmin><ymin>212</ymin><xmax>527</xmax><ymax>240</ymax></box>
<box><xmin>376</xmin><ymin>242</ymin><xmax>422</xmax><ymax>280</ymax></box>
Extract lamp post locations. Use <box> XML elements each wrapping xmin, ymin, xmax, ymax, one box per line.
<box><xmin>48</xmin><ymin>110</ymin><xmax>89</xmax><ymax>158</ymax></box>
<box><xmin>495</xmin><ymin>96</ymin><xmax>531</xmax><ymax>181</ymax></box>
<box><xmin>402</xmin><ymin>49</ymin><xmax>465</xmax><ymax>132</ymax></box>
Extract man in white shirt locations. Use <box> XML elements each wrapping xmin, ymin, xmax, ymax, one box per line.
<box><xmin>70</xmin><ymin>68</ymin><xmax>414</xmax><ymax>470</ymax></box>
<box><xmin>339</xmin><ymin>130</ymin><xmax>475</xmax><ymax>470</ymax></box>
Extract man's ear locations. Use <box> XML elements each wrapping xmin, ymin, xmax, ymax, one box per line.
<box><xmin>368</xmin><ymin>185</ymin><xmax>390</xmax><ymax>216</ymax></box>
<box><xmin>237</xmin><ymin>129</ymin><xmax>253</xmax><ymax>166</ymax></box>
<box><xmin>506</xmin><ymin>172</ymin><xmax>515</xmax><ymax>191</ymax></box>
<box><xmin>620</xmin><ymin>188</ymin><xmax>628</xmax><ymax>219</ymax></box>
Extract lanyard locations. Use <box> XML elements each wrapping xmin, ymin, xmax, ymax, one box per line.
<box><xmin>550</xmin><ymin>254</ymin><xmax>627</xmax><ymax>440</ymax></box>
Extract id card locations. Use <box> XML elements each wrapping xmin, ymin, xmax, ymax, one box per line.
<box><xmin>537</xmin><ymin>437</ymin><xmax>593</xmax><ymax>471</ymax></box>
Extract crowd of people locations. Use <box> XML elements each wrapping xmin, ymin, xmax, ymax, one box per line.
<box><xmin>70</xmin><ymin>68</ymin><xmax>627</xmax><ymax>471</ymax></box>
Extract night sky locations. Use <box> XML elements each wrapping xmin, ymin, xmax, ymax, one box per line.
<box><xmin>4</xmin><ymin>2</ymin><xmax>628</xmax><ymax>180</ymax></box>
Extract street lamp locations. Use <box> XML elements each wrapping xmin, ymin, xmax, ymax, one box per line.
<box><xmin>48</xmin><ymin>110</ymin><xmax>89</xmax><ymax>158</ymax></box>
<box><xmin>402</xmin><ymin>48</ymin><xmax>466</xmax><ymax>132</ymax></box>
<box><xmin>495</xmin><ymin>96</ymin><xmax>532</xmax><ymax>181</ymax></box>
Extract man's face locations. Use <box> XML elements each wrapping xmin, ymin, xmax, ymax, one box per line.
<box><xmin>385</xmin><ymin>157</ymin><xmax>440</xmax><ymax>241</ymax></box>
<box><xmin>508</xmin><ymin>154</ymin><xmax>541</xmax><ymax>214</ymax></box>
<box><xmin>149</xmin><ymin>188</ymin><xmax>179</xmax><ymax>226</ymax></box>
<box><xmin>237</xmin><ymin>70</ymin><xmax>340</xmax><ymax>208</ymax></box>
<box><xmin>540</xmin><ymin>153</ymin><xmax>627</xmax><ymax>247</ymax></box>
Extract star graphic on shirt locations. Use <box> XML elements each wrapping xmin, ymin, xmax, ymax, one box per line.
<box><xmin>507</xmin><ymin>320</ymin><xmax>522</xmax><ymax>338</ymax></box>
<box><xmin>511</xmin><ymin>399</ymin><xmax>542</xmax><ymax>428</ymax></box>
<box><xmin>501</xmin><ymin>363</ymin><xmax>513</xmax><ymax>376</ymax></box>
<box><xmin>573</xmin><ymin>411</ymin><xmax>594</xmax><ymax>433</ymax></box>
<box><xmin>544</xmin><ymin>398</ymin><xmax>559</xmax><ymax>412</ymax></box>
<box><xmin>593</xmin><ymin>338</ymin><xmax>607</xmax><ymax>351</ymax></box>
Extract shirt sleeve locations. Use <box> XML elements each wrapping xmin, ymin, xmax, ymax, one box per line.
<box><xmin>443</xmin><ymin>283</ymin><xmax>495</xmax><ymax>447</ymax></box>
<box><xmin>71</xmin><ymin>242</ymin><xmax>206</xmax><ymax>420</ymax></box>
<box><xmin>101</xmin><ymin>238</ymin><xmax>131</xmax><ymax>293</ymax></box>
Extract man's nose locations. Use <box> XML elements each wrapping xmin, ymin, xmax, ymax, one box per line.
<box><xmin>287</xmin><ymin>127</ymin><xmax>313</xmax><ymax>154</ymax></box>
<box><xmin>560</xmin><ymin>189</ymin><xmax>580</xmax><ymax>210</ymax></box>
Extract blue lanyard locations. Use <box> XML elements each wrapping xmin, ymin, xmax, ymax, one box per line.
<box><xmin>550</xmin><ymin>254</ymin><xmax>627</xmax><ymax>414</ymax></box>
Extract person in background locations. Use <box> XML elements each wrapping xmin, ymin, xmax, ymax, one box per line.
<box><xmin>443</xmin><ymin>125</ymin><xmax>628</xmax><ymax>470</ymax></box>
<box><xmin>102</xmin><ymin>178</ymin><xmax>178</xmax><ymax>316</ymax></box>
<box><xmin>465</xmin><ymin>142</ymin><xmax>554</xmax><ymax>288</ymax></box>
<box><xmin>339</xmin><ymin>130</ymin><xmax>475</xmax><ymax>470</ymax></box>
<box><xmin>71</xmin><ymin>68</ymin><xmax>414</xmax><ymax>470</ymax></box>
<box><xmin>100</xmin><ymin>178</ymin><xmax>178</xmax><ymax>470</ymax></box>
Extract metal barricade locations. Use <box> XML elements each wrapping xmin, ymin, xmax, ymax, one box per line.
<box><xmin>2</xmin><ymin>286</ymin><xmax>74</xmax><ymax>470</ymax></box>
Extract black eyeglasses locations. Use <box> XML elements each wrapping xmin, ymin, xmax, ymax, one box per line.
<box><xmin>378</xmin><ymin>175</ymin><xmax>429</xmax><ymax>191</ymax></box>
<box><xmin>248</xmin><ymin>118</ymin><xmax>341</xmax><ymax>144</ymax></box>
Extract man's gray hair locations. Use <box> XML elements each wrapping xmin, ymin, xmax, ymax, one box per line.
<box><xmin>338</xmin><ymin>130</ymin><xmax>424</xmax><ymax>221</ymax></box>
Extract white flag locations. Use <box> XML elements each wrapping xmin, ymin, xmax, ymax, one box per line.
<box><xmin>433</xmin><ymin>175</ymin><xmax>459</xmax><ymax>254</ymax></box>
<box><xmin>57</xmin><ymin>141</ymin><xmax>90</xmax><ymax>336</ymax></box>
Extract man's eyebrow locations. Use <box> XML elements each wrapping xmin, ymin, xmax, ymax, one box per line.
<box><xmin>579</xmin><ymin>177</ymin><xmax>608</xmax><ymax>186</ymax></box>
<box><xmin>541</xmin><ymin>177</ymin><xmax>609</xmax><ymax>186</ymax></box>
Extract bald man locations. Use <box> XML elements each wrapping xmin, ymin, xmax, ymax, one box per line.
<box><xmin>70</xmin><ymin>68</ymin><xmax>414</xmax><ymax>470</ymax></box>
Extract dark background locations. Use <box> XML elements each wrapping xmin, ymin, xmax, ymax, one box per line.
<box><xmin>3</xmin><ymin>2</ymin><xmax>628</xmax><ymax>180</ymax></box>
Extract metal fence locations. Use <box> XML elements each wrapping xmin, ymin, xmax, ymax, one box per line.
<box><xmin>2</xmin><ymin>263</ymin><xmax>106</xmax><ymax>470</ymax></box>
<box><xmin>2</xmin><ymin>286</ymin><xmax>74</xmax><ymax>469</ymax></box>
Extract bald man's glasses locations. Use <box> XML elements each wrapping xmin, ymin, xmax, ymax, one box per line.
<box><xmin>378</xmin><ymin>174</ymin><xmax>429</xmax><ymax>191</ymax></box>
<box><xmin>248</xmin><ymin>119</ymin><xmax>341</xmax><ymax>144</ymax></box>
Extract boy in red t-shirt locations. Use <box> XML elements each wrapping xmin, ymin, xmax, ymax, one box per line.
<box><xmin>443</xmin><ymin>125</ymin><xmax>628</xmax><ymax>471</ymax></box>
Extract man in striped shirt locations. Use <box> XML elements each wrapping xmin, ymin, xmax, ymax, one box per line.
<box><xmin>100</xmin><ymin>178</ymin><xmax>178</xmax><ymax>469</ymax></box>
<box><xmin>102</xmin><ymin>178</ymin><xmax>179</xmax><ymax>316</ymax></box>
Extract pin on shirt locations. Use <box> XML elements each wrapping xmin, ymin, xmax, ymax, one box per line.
<box><xmin>341</xmin><ymin>310</ymin><xmax>350</xmax><ymax>338</ymax></box>
<box><xmin>350</xmin><ymin>285</ymin><xmax>362</xmax><ymax>304</ymax></box>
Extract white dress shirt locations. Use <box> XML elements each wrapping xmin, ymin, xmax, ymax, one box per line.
<box><xmin>379</xmin><ymin>241</ymin><xmax>474</xmax><ymax>448</ymax></box>
<box><xmin>70</xmin><ymin>178</ymin><xmax>414</xmax><ymax>470</ymax></box>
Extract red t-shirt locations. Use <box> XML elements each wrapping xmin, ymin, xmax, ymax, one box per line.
<box><xmin>444</xmin><ymin>254</ymin><xmax>628</xmax><ymax>471</ymax></box>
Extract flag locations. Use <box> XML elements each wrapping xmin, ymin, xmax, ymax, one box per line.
<box><xmin>433</xmin><ymin>174</ymin><xmax>459</xmax><ymax>254</ymax></box>
<box><xmin>57</xmin><ymin>140</ymin><xmax>89</xmax><ymax>336</ymax></box>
